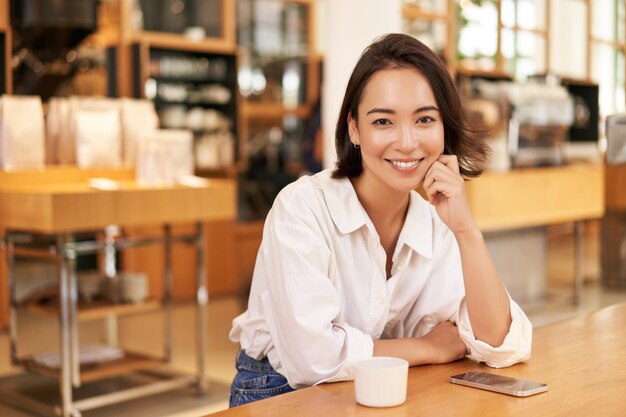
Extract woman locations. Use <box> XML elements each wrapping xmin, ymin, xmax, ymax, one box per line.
<box><xmin>229</xmin><ymin>33</ymin><xmax>532</xmax><ymax>408</ymax></box>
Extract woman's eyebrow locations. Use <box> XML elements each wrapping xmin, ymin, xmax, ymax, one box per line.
<box><xmin>365</xmin><ymin>107</ymin><xmax>394</xmax><ymax>115</ymax></box>
<box><xmin>414</xmin><ymin>105</ymin><xmax>439</xmax><ymax>113</ymax></box>
<box><xmin>365</xmin><ymin>105</ymin><xmax>440</xmax><ymax>116</ymax></box>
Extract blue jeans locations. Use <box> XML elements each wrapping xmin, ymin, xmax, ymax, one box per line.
<box><xmin>229</xmin><ymin>350</ymin><xmax>295</xmax><ymax>408</ymax></box>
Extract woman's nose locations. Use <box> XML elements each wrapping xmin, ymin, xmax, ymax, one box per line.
<box><xmin>397</xmin><ymin>124</ymin><xmax>417</xmax><ymax>151</ymax></box>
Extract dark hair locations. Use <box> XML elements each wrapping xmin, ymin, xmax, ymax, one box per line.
<box><xmin>332</xmin><ymin>33</ymin><xmax>488</xmax><ymax>179</ymax></box>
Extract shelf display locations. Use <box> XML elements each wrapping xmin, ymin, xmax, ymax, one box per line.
<box><xmin>131</xmin><ymin>43</ymin><xmax>240</xmax><ymax>172</ymax></box>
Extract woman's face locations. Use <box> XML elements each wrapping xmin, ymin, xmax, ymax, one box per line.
<box><xmin>348</xmin><ymin>67</ymin><xmax>445</xmax><ymax>195</ymax></box>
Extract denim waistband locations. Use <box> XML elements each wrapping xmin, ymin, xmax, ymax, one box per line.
<box><xmin>236</xmin><ymin>350</ymin><xmax>277</xmax><ymax>374</ymax></box>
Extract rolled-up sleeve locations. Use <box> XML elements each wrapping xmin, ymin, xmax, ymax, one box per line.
<box><xmin>259</xmin><ymin>202</ymin><xmax>374</xmax><ymax>389</ymax></box>
<box><xmin>456</xmin><ymin>296</ymin><xmax>532</xmax><ymax>367</ymax></box>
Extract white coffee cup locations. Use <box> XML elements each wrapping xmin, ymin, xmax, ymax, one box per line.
<box><xmin>354</xmin><ymin>357</ymin><xmax>409</xmax><ymax>407</ymax></box>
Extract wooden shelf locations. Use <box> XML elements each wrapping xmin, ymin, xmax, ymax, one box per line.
<box><xmin>132</xmin><ymin>32</ymin><xmax>237</xmax><ymax>54</ymax></box>
<box><xmin>402</xmin><ymin>5</ymin><xmax>448</xmax><ymax>21</ymax></box>
<box><xmin>22</xmin><ymin>350</ymin><xmax>165</xmax><ymax>384</ymax></box>
<box><xmin>244</xmin><ymin>103</ymin><xmax>312</xmax><ymax>120</ymax></box>
<box><xmin>195</xmin><ymin>165</ymin><xmax>240</xmax><ymax>178</ymax></box>
<box><xmin>27</xmin><ymin>299</ymin><xmax>161</xmax><ymax>321</ymax></box>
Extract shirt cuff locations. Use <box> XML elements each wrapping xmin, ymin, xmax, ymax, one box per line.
<box><xmin>456</xmin><ymin>297</ymin><xmax>533</xmax><ymax>368</ymax></box>
<box><xmin>316</xmin><ymin>324</ymin><xmax>374</xmax><ymax>384</ymax></box>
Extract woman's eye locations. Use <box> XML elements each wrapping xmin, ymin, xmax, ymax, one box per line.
<box><xmin>373</xmin><ymin>118</ymin><xmax>391</xmax><ymax>126</ymax></box>
<box><xmin>417</xmin><ymin>116</ymin><xmax>435</xmax><ymax>124</ymax></box>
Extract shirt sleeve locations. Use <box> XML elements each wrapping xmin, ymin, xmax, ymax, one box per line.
<box><xmin>456</xmin><ymin>295</ymin><xmax>533</xmax><ymax>368</ymax></box>
<box><xmin>422</xmin><ymin>221</ymin><xmax>532</xmax><ymax>368</ymax></box>
<box><xmin>257</xmin><ymin>196</ymin><xmax>374</xmax><ymax>389</ymax></box>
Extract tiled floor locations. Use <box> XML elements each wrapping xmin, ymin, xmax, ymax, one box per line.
<box><xmin>1</xmin><ymin>223</ymin><xmax>625</xmax><ymax>417</ymax></box>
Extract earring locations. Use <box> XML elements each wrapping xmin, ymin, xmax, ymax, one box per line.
<box><xmin>353</xmin><ymin>143</ymin><xmax>360</xmax><ymax>149</ymax></box>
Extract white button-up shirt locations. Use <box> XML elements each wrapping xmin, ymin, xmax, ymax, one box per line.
<box><xmin>230</xmin><ymin>169</ymin><xmax>532</xmax><ymax>389</ymax></box>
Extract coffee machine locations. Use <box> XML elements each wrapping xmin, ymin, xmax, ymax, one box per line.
<box><xmin>506</xmin><ymin>81</ymin><xmax>574</xmax><ymax>168</ymax></box>
<box><xmin>460</xmin><ymin>75</ymin><xmax>575</xmax><ymax>170</ymax></box>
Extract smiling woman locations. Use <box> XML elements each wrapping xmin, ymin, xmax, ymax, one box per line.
<box><xmin>228</xmin><ymin>33</ymin><xmax>532</xmax><ymax>408</ymax></box>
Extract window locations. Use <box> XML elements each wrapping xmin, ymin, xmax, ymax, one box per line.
<box><xmin>590</xmin><ymin>0</ymin><xmax>626</xmax><ymax>117</ymax></box>
<box><xmin>454</xmin><ymin>0</ymin><xmax>549</xmax><ymax>80</ymax></box>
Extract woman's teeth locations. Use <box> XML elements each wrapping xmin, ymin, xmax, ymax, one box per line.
<box><xmin>391</xmin><ymin>160</ymin><xmax>419</xmax><ymax>168</ymax></box>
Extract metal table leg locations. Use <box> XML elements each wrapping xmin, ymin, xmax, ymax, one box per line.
<box><xmin>57</xmin><ymin>233</ymin><xmax>81</xmax><ymax>417</ymax></box>
<box><xmin>104</xmin><ymin>226</ymin><xmax>119</xmax><ymax>347</ymax></box>
<box><xmin>195</xmin><ymin>222</ymin><xmax>208</xmax><ymax>393</ymax></box>
<box><xmin>163</xmin><ymin>225</ymin><xmax>173</xmax><ymax>362</ymax></box>
<box><xmin>5</xmin><ymin>231</ymin><xmax>18</xmax><ymax>366</ymax></box>
<box><xmin>573</xmin><ymin>221</ymin><xmax>584</xmax><ymax>305</ymax></box>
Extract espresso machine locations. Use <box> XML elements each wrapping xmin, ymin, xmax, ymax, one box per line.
<box><xmin>506</xmin><ymin>81</ymin><xmax>574</xmax><ymax>168</ymax></box>
<box><xmin>461</xmin><ymin>77</ymin><xmax>575</xmax><ymax>169</ymax></box>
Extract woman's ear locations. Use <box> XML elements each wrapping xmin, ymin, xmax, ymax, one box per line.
<box><xmin>347</xmin><ymin>112</ymin><xmax>360</xmax><ymax>146</ymax></box>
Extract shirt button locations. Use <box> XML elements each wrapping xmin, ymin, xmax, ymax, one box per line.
<box><xmin>397</xmin><ymin>265</ymin><xmax>404</xmax><ymax>272</ymax></box>
<box><xmin>377</xmin><ymin>297</ymin><xmax>385</xmax><ymax>304</ymax></box>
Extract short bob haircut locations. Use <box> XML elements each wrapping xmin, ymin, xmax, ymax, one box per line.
<box><xmin>333</xmin><ymin>33</ymin><xmax>488</xmax><ymax>179</ymax></box>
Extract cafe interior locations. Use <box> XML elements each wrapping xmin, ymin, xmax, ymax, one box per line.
<box><xmin>0</xmin><ymin>0</ymin><xmax>625</xmax><ymax>416</ymax></box>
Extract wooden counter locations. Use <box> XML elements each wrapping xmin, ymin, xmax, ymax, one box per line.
<box><xmin>0</xmin><ymin>168</ymin><xmax>237</xmax><ymax>328</ymax></box>
<box><xmin>0</xmin><ymin>180</ymin><xmax>235</xmax><ymax>233</ymax></box>
<box><xmin>209</xmin><ymin>302</ymin><xmax>626</xmax><ymax>417</ymax></box>
<box><xmin>0</xmin><ymin>170</ymin><xmax>238</xmax><ymax>415</ymax></box>
<box><xmin>465</xmin><ymin>164</ymin><xmax>605</xmax><ymax>232</ymax></box>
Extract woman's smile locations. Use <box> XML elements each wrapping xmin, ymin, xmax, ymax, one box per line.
<box><xmin>386</xmin><ymin>158</ymin><xmax>423</xmax><ymax>171</ymax></box>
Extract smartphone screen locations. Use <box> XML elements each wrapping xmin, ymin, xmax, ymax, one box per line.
<box><xmin>450</xmin><ymin>372</ymin><xmax>548</xmax><ymax>397</ymax></box>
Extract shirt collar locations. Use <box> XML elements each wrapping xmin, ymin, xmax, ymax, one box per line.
<box><xmin>319</xmin><ymin>169</ymin><xmax>434</xmax><ymax>258</ymax></box>
<box><xmin>319</xmin><ymin>170</ymin><xmax>369</xmax><ymax>235</ymax></box>
<box><xmin>397</xmin><ymin>191</ymin><xmax>434</xmax><ymax>259</ymax></box>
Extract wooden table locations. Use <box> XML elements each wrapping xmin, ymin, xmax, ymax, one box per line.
<box><xmin>211</xmin><ymin>302</ymin><xmax>626</xmax><ymax>417</ymax></box>
<box><xmin>0</xmin><ymin>178</ymin><xmax>235</xmax><ymax>417</ymax></box>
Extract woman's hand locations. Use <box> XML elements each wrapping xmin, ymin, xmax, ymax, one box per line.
<box><xmin>421</xmin><ymin>321</ymin><xmax>467</xmax><ymax>364</ymax></box>
<box><xmin>422</xmin><ymin>154</ymin><xmax>476</xmax><ymax>235</ymax></box>
<box><xmin>373</xmin><ymin>321</ymin><xmax>467</xmax><ymax>366</ymax></box>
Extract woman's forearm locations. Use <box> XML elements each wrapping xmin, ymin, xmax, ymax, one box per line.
<box><xmin>373</xmin><ymin>321</ymin><xmax>467</xmax><ymax>365</ymax></box>
<box><xmin>373</xmin><ymin>338</ymin><xmax>431</xmax><ymax>366</ymax></box>
<box><xmin>454</xmin><ymin>227</ymin><xmax>511</xmax><ymax>347</ymax></box>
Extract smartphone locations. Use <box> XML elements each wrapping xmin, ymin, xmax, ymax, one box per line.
<box><xmin>450</xmin><ymin>372</ymin><xmax>548</xmax><ymax>397</ymax></box>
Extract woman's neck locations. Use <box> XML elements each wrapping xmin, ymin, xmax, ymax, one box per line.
<box><xmin>350</xmin><ymin>174</ymin><xmax>410</xmax><ymax>232</ymax></box>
